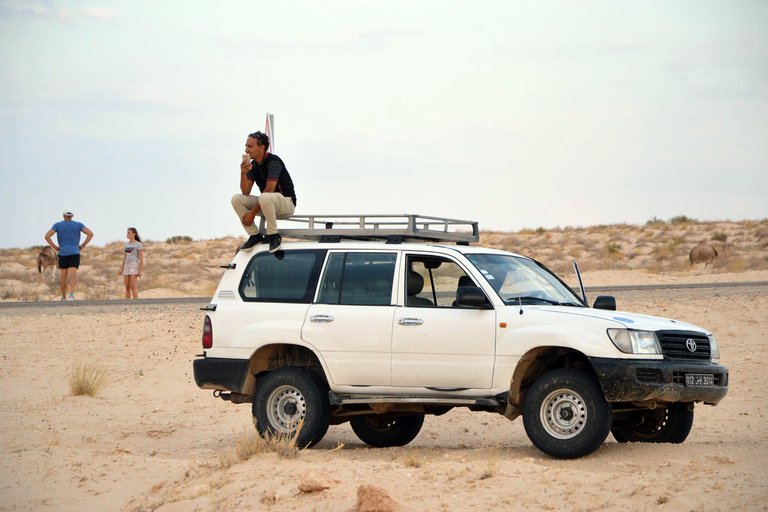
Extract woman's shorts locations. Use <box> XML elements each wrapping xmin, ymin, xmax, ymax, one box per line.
<box><xmin>122</xmin><ymin>261</ymin><xmax>140</xmax><ymax>276</ymax></box>
<box><xmin>58</xmin><ymin>254</ymin><xmax>80</xmax><ymax>269</ymax></box>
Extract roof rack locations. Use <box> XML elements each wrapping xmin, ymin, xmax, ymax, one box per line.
<box><xmin>260</xmin><ymin>214</ymin><xmax>479</xmax><ymax>244</ymax></box>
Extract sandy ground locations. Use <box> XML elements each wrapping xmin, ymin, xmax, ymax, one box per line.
<box><xmin>0</xmin><ymin>272</ymin><xmax>766</xmax><ymax>511</ymax></box>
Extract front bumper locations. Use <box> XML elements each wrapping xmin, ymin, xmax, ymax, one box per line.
<box><xmin>193</xmin><ymin>357</ymin><xmax>250</xmax><ymax>393</ymax></box>
<box><xmin>589</xmin><ymin>357</ymin><xmax>729</xmax><ymax>405</ymax></box>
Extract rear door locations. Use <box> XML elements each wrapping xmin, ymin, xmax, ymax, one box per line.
<box><xmin>302</xmin><ymin>251</ymin><xmax>399</xmax><ymax>386</ymax></box>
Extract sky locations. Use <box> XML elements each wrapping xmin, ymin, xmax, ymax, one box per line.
<box><xmin>1</xmin><ymin>0</ymin><xmax>766</xmax><ymax>249</ymax></box>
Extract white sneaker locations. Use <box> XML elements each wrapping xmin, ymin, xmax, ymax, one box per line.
<box><xmin>67</xmin><ymin>294</ymin><xmax>75</xmax><ymax>301</ymax></box>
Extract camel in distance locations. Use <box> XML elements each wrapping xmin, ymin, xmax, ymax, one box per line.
<box><xmin>37</xmin><ymin>246</ymin><xmax>58</xmax><ymax>281</ymax></box>
<box><xmin>689</xmin><ymin>242</ymin><xmax>731</xmax><ymax>266</ymax></box>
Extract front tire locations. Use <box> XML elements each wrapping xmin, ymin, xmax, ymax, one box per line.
<box><xmin>612</xmin><ymin>403</ymin><xmax>694</xmax><ymax>443</ymax></box>
<box><xmin>522</xmin><ymin>369</ymin><xmax>612</xmax><ymax>459</ymax></box>
<box><xmin>350</xmin><ymin>414</ymin><xmax>425</xmax><ymax>447</ymax></box>
<box><xmin>252</xmin><ymin>366</ymin><xmax>331</xmax><ymax>448</ymax></box>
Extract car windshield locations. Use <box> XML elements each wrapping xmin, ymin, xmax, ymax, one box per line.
<box><xmin>466</xmin><ymin>254</ymin><xmax>583</xmax><ymax>306</ymax></box>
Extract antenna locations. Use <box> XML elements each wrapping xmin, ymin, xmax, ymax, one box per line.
<box><xmin>265</xmin><ymin>113</ymin><xmax>275</xmax><ymax>151</ymax></box>
<box><xmin>573</xmin><ymin>260</ymin><xmax>587</xmax><ymax>306</ymax></box>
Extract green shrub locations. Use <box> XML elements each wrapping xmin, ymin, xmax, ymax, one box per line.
<box><xmin>166</xmin><ymin>235</ymin><xmax>193</xmax><ymax>244</ymax></box>
<box><xmin>669</xmin><ymin>215</ymin><xmax>696</xmax><ymax>224</ymax></box>
<box><xmin>645</xmin><ymin>216</ymin><xmax>665</xmax><ymax>225</ymax></box>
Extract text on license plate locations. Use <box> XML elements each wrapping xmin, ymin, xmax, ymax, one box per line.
<box><xmin>685</xmin><ymin>374</ymin><xmax>714</xmax><ymax>387</ymax></box>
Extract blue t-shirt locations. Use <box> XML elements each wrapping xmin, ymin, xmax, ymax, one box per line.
<box><xmin>52</xmin><ymin>220</ymin><xmax>86</xmax><ymax>256</ymax></box>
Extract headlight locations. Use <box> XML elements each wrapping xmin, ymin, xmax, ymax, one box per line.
<box><xmin>708</xmin><ymin>334</ymin><xmax>720</xmax><ymax>360</ymax></box>
<box><xmin>607</xmin><ymin>329</ymin><xmax>661</xmax><ymax>355</ymax></box>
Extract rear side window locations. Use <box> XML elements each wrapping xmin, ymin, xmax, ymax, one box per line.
<box><xmin>240</xmin><ymin>250</ymin><xmax>326</xmax><ymax>303</ymax></box>
<box><xmin>317</xmin><ymin>252</ymin><xmax>396</xmax><ymax>306</ymax></box>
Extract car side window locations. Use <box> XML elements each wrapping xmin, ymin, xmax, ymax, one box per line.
<box><xmin>317</xmin><ymin>252</ymin><xmax>396</xmax><ymax>306</ymax></box>
<box><xmin>407</xmin><ymin>255</ymin><xmax>477</xmax><ymax>307</ymax></box>
<box><xmin>239</xmin><ymin>249</ymin><xmax>326</xmax><ymax>303</ymax></box>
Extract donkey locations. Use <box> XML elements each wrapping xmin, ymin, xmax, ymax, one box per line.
<box><xmin>689</xmin><ymin>242</ymin><xmax>718</xmax><ymax>266</ymax></box>
<box><xmin>37</xmin><ymin>246</ymin><xmax>58</xmax><ymax>281</ymax></box>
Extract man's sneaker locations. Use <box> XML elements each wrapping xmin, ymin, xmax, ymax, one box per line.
<box><xmin>239</xmin><ymin>234</ymin><xmax>264</xmax><ymax>251</ymax></box>
<box><xmin>67</xmin><ymin>294</ymin><xmax>75</xmax><ymax>301</ymax></box>
<box><xmin>267</xmin><ymin>234</ymin><xmax>282</xmax><ymax>253</ymax></box>
<box><xmin>61</xmin><ymin>296</ymin><xmax>66</xmax><ymax>301</ymax></box>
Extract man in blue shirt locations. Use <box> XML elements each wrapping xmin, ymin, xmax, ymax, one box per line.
<box><xmin>44</xmin><ymin>209</ymin><xmax>94</xmax><ymax>301</ymax></box>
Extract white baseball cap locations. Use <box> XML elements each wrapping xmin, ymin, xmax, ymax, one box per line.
<box><xmin>63</xmin><ymin>208</ymin><xmax>74</xmax><ymax>216</ymax></box>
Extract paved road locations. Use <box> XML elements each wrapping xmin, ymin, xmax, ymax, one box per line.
<box><xmin>0</xmin><ymin>296</ymin><xmax>211</xmax><ymax>310</ymax></box>
<box><xmin>1</xmin><ymin>281</ymin><xmax>766</xmax><ymax>310</ymax></box>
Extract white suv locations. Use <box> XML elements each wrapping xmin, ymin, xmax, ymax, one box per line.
<box><xmin>194</xmin><ymin>215</ymin><xmax>728</xmax><ymax>459</ymax></box>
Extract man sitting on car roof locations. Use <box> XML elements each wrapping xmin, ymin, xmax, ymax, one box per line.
<box><xmin>231</xmin><ymin>131</ymin><xmax>297</xmax><ymax>253</ymax></box>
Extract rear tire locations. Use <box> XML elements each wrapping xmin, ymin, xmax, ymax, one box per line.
<box><xmin>252</xmin><ymin>366</ymin><xmax>331</xmax><ymax>448</ymax></box>
<box><xmin>522</xmin><ymin>369</ymin><xmax>612</xmax><ymax>459</ymax></box>
<box><xmin>350</xmin><ymin>414</ymin><xmax>425</xmax><ymax>447</ymax></box>
<box><xmin>612</xmin><ymin>403</ymin><xmax>694</xmax><ymax>443</ymax></box>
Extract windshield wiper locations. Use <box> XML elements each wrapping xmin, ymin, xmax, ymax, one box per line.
<box><xmin>504</xmin><ymin>296</ymin><xmax>560</xmax><ymax>305</ymax></box>
<box><xmin>504</xmin><ymin>296</ymin><xmax>583</xmax><ymax>307</ymax></box>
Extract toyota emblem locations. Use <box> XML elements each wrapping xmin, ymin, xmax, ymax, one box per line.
<box><xmin>686</xmin><ymin>339</ymin><xmax>697</xmax><ymax>352</ymax></box>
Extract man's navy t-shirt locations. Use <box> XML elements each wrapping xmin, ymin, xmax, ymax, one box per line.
<box><xmin>246</xmin><ymin>153</ymin><xmax>297</xmax><ymax>206</ymax></box>
<box><xmin>52</xmin><ymin>220</ymin><xmax>85</xmax><ymax>256</ymax></box>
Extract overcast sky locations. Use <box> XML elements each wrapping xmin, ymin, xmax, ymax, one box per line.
<box><xmin>1</xmin><ymin>0</ymin><xmax>766</xmax><ymax>249</ymax></box>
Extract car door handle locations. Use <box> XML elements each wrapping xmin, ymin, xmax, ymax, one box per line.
<box><xmin>398</xmin><ymin>318</ymin><xmax>423</xmax><ymax>326</ymax></box>
<box><xmin>310</xmin><ymin>315</ymin><xmax>334</xmax><ymax>323</ymax></box>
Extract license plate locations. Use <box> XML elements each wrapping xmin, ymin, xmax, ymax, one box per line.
<box><xmin>685</xmin><ymin>374</ymin><xmax>714</xmax><ymax>387</ymax></box>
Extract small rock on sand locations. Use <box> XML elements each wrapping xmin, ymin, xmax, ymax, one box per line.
<box><xmin>298</xmin><ymin>476</ymin><xmax>329</xmax><ymax>493</ymax></box>
<box><xmin>356</xmin><ymin>484</ymin><xmax>397</xmax><ymax>512</ymax></box>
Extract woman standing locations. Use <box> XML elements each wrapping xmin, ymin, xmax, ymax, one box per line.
<box><xmin>119</xmin><ymin>227</ymin><xmax>144</xmax><ymax>299</ymax></box>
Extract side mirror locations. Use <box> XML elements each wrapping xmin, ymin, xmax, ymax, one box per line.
<box><xmin>593</xmin><ymin>295</ymin><xmax>616</xmax><ymax>311</ymax></box>
<box><xmin>456</xmin><ymin>286</ymin><xmax>491</xmax><ymax>309</ymax></box>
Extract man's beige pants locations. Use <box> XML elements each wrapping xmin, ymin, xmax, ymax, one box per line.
<box><xmin>231</xmin><ymin>193</ymin><xmax>295</xmax><ymax>236</ymax></box>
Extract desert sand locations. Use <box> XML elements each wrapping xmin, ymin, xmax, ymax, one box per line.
<box><xmin>1</xmin><ymin>271</ymin><xmax>766</xmax><ymax>512</ymax></box>
<box><xmin>1</xmin><ymin>219</ymin><xmax>766</xmax><ymax>510</ymax></box>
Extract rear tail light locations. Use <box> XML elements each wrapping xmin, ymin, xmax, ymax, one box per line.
<box><xmin>202</xmin><ymin>315</ymin><xmax>213</xmax><ymax>349</ymax></box>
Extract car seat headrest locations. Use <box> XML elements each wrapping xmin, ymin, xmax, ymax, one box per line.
<box><xmin>407</xmin><ymin>271</ymin><xmax>424</xmax><ymax>296</ymax></box>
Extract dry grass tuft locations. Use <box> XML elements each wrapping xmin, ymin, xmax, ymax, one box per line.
<box><xmin>217</xmin><ymin>447</ymin><xmax>237</xmax><ymax>469</ymax></box>
<box><xmin>478</xmin><ymin>446</ymin><xmax>503</xmax><ymax>480</ymax></box>
<box><xmin>218</xmin><ymin>422</ymin><xmax>303</xmax><ymax>468</ymax></box>
<box><xmin>69</xmin><ymin>359</ymin><xmax>107</xmax><ymax>396</ymax></box>
<box><xmin>403</xmin><ymin>451</ymin><xmax>423</xmax><ymax>468</ymax></box>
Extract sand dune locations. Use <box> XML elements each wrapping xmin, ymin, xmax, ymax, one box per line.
<box><xmin>1</xmin><ymin>219</ymin><xmax>765</xmax><ymax>301</ymax></box>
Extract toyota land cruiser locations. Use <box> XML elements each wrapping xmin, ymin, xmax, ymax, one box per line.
<box><xmin>193</xmin><ymin>215</ymin><xmax>728</xmax><ymax>459</ymax></box>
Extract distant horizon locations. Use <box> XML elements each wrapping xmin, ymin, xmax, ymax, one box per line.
<box><xmin>4</xmin><ymin>215</ymin><xmax>764</xmax><ymax>251</ymax></box>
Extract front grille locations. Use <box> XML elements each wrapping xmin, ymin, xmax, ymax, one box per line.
<box><xmin>656</xmin><ymin>330</ymin><xmax>711</xmax><ymax>361</ymax></box>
